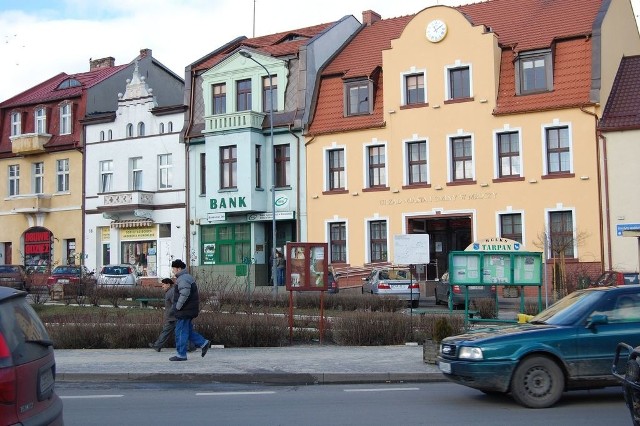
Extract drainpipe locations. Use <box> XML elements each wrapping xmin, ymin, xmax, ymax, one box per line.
<box><xmin>183</xmin><ymin>68</ymin><xmax>198</xmax><ymax>269</ymax></box>
<box><xmin>580</xmin><ymin>104</ymin><xmax>607</xmax><ymax>271</ymax></box>
<box><xmin>600</xmin><ymin>132</ymin><xmax>612</xmax><ymax>270</ymax></box>
<box><xmin>288</xmin><ymin>125</ymin><xmax>301</xmax><ymax>241</ymax></box>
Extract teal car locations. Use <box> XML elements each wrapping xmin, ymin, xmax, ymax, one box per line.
<box><xmin>437</xmin><ymin>285</ymin><xmax>640</xmax><ymax>408</ymax></box>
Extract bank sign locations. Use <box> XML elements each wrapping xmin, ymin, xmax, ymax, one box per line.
<box><xmin>209</xmin><ymin>194</ymin><xmax>289</xmax><ymax>212</ymax></box>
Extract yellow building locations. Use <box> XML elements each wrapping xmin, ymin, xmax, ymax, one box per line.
<box><xmin>305</xmin><ymin>1</ymin><xmax>640</xmax><ymax>293</ymax></box>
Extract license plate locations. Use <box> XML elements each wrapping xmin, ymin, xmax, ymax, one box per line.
<box><xmin>40</xmin><ymin>367</ymin><xmax>54</xmax><ymax>394</ymax></box>
<box><xmin>59</xmin><ymin>279</ymin><xmax>69</xmax><ymax>284</ymax></box>
<box><xmin>469</xmin><ymin>286</ymin><xmax>483</xmax><ymax>290</ymax></box>
<box><xmin>438</xmin><ymin>361</ymin><xmax>451</xmax><ymax>374</ymax></box>
<box><xmin>391</xmin><ymin>285</ymin><xmax>406</xmax><ymax>289</ymax></box>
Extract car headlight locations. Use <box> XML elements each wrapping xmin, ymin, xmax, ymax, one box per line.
<box><xmin>458</xmin><ymin>346</ymin><xmax>483</xmax><ymax>360</ymax></box>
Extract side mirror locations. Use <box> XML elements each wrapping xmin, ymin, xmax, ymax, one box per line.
<box><xmin>586</xmin><ymin>313</ymin><xmax>608</xmax><ymax>329</ymax></box>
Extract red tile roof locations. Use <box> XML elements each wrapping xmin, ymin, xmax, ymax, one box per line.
<box><xmin>600</xmin><ymin>55</ymin><xmax>640</xmax><ymax>131</ymax></box>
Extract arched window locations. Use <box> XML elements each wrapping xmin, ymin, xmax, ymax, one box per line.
<box><xmin>100</xmin><ymin>131</ymin><xmax>105</xmax><ymax>141</ymax></box>
<box><xmin>167</xmin><ymin>121</ymin><xmax>173</xmax><ymax>132</ymax></box>
<box><xmin>126</xmin><ymin>123</ymin><xmax>133</xmax><ymax>137</ymax></box>
<box><xmin>159</xmin><ymin>122</ymin><xmax>165</xmax><ymax>134</ymax></box>
<box><xmin>108</xmin><ymin>130</ymin><xmax>113</xmax><ymax>140</ymax></box>
<box><xmin>138</xmin><ymin>122</ymin><xmax>145</xmax><ymax>136</ymax></box>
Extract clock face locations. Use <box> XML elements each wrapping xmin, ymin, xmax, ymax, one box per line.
<box><xmin>426</xmin><ymin>19</ymin><xmax>447</xmax><ymax>43</ymax></box>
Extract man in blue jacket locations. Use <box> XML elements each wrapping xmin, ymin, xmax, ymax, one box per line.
<box><xmin>169</xmin><ymin>259</ymin><xmax>211</xmax><ymax>361</ymax></box>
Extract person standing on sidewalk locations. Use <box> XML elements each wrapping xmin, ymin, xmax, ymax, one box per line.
<box><xmin>148</xmin><ymin>278</ymin><xmax>195</xmax><ymax>352</ymax></box>
<box><xmin>169</xmin><ymin>259</ymin><xmax>211</xmax><ymax>361</ymax></box>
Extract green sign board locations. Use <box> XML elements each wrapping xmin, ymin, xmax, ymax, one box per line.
<box><xmin>449</xmin><ymin>251</ymin><xmax>542</xmax><ymax>286</ymax></box>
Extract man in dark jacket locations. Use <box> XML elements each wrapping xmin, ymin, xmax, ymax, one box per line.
<box><xmin>148</xmin><ymin>278</ymin><xmax>195</xmax><ymax>352</ymax></box>
<box><xmin>169</xmin><ymin>259</ymin><xmax>211</xmax><ymax>361</ymax></box>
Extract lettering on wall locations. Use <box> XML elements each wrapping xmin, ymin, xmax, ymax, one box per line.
<box><xmin>210</xmin><ymin>197</ymin><xmax>247</xmax><ymax>210</ymax></box>
<box><xmin>379</xmin><ymin>192</ymin><xmax>498</xmax><ymax>206</ymax></box>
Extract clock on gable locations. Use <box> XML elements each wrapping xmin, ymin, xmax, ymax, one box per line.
<box><xmin>426</xmin><ymin>19</ymin><xmax>448</xmax><ymax>43</ymax></box>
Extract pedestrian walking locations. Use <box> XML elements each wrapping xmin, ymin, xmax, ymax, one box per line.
<box><xmin>148</xmin><ymin>278</ymin><xmax>195</xmax><ymax>352</ymax></box>
<box><xmin>168</xmin><ymin>259</ymin><xmax>211</xmax><ymax>361</ymax></box>
<box><xmin>275</xmin><ymin>249</ymin><xmax>286</xmax><ymax>286</ymax></box>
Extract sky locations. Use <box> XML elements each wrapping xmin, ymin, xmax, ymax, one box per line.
<box><xmin>1</xmin><ymin>0</ymin><xmax>639</xmax><ymax>102</ymax></box>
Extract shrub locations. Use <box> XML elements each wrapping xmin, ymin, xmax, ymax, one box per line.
<box><xmin>523</xmin><ymin>298</ymin><xmax>542</xmax><ymax>316</ymax></box>
<box><xmin>432</xmin><ymin>317</ymin><xmax>453</xmax><ymax>343</ymax></box>
<box><xmin>472</xmin><ymin>298</ymin><xmax>497</xmax><ymax>319</ymax></box>
<box><xmin>332</xmin><ymin>311</ymin><xmax>411</xmax><ymax>346</ymax></box>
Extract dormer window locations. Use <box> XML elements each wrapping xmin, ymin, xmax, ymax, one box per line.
<box><xmin>344</xmin><ymin>80</ymin><xmax>373</xmax><ymax>116</ymax></box>
<box><xmin>515</xmin><ymin>49</ymin><xmax>553</xmax><ymax>95</ymax></box>
<box><xmin>10</xmin><ymin>112</ymin><xmax>21</xmax><ymax>136</ymax></box>
<box><xmin>60</xmin><ymin>103</ymin><xmax>72</xmax><ymax>135</ymax></box>
<box><xmin>35</xmin><ymin>107</ymin><xmax>47</xmax><ymax>134</ymax></box>
<box><xmin>57</xmin><ymin>78</ymin><xmax>81</xmax><ymax>90</ymax></box>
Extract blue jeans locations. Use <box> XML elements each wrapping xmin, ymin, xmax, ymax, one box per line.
<box><xmin>175</xmin><ymin>318</ymin><xmax>207</xmax><ymax>358</ymax></box>
<box><xmin>277</xmin><ymin>267</ymin><xmax>285</xmax><ymax>286</ymax></box>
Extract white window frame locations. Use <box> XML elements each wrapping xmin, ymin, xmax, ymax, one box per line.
<box><xmin>496</xmin><ymin>209</ymin><xmax>526</xmax><ymax>246</ymax></box>
<box><xmin>323</xmin><ymin>143</ymin><xmax>348</xmax><ymax>192</ymax></box>
<box><xmin>541</xmin><ymin>120</ymin><xmax>573</xmax><ymax>175</ymax></box>
<box><xmin>107</xmin><ymin>130</ymin><xmax>113</xmax><ymax>140</ymax></box>
<box><xmin>137</xmin><ymin>122</ymin><xmax>145</xmax><ymax>137</ymax></box>
<box><xmin>35</xmin><ymin>108</ymin><xmax>47</xmax><ymax>134</ymax></box>
<box><xmin>544</xmin><ymin>206</ymin><xmax>577</xmax><ymax>259</ymax></box>
<box><xmin>403</xmin><ymin>136</ymin><xmax>430</xmax><ymax>186</ymax></box>
<box><xmin>99</xmin><ymin>131</ymin><xmax>105</xmax><ymax>141</ymax></box>
<box><xmin>400</xmin><ymin>67</ymin><xmax>427</xmax><ymax>106</ymax></box>
<box><xmin>126</xmin><ymin>123</ymin><xmax>133</xmax><ymax>138</ymax></box>
<box><xmin>130</xmin><ymin>157</ymin><xmax>143</xmax><ymax>191</ymax></box>
<box><xmin>364</xmin><ymin>216</ymin><xmax>389</xmax><ymax>264</ymax></box>
<box><xmin>362</xmin><ymin>140</ymin><xmax>388</xmax><ymax>189</ymax></box>
<box><xmin>325</xmin><ymin>218</ymin><xmax>349</xmax><ymax>264</ymax></box>
<box><xmin>56</xmin><ymin>159</ymin><xmax>69</xmax><ymax>192</ymax></box>
<box><xmin>444</xmin><ymin>61</ymin><xmax>473</xmax><ymax>101</ymax></box>
<box><xmin>8</xmin><ymin>164</ymin><xmax>19</xmax><ymax>196</ymax></box>
<box><xmin>446</xmin><ymin>130</ymin><xmax>475</xmax><ymax>182</ymax></box>
<box><xmin>60</xmin><ymin>103</ymin><xmax>71</xmax><ymax>135</ymax></box>
<box><xmin>33</xmin><ymin>162</ymin><xmax>44</xmax><ymax>194</ymax></box>
<box><xmin>167</xmin><ymin>122</ymin><xmax>173</xmax><ymax>132</ymax></box>
<box><xmin>10</xmin><ymin>112</ymin><xmax>21</xmax><ymax>137</ymax></box>
<box><xmin>100</xmin><ymin>160</ymin><xmax>113</xmax><ymax>193</ymax></box>
<box><xmin>159</xmin><ymin>123</ymin><xmax>165</xmax><ymax>134</ymax></box>
<box><xmin>158</xmin><ymin>154</ymin><xmax>173</xmax><ymax>190</ymax></box>
<box><xmin>515</xmin><ymin>49</ymin><xmax>553</xmax><ymax>95</ymax></box>
<box><xmin>492</xmin><ymin>125</ymin><xmax>523</xmax><ymax>178</ymax></box>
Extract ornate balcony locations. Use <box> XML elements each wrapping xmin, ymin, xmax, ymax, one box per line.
<box><xmin>204</xmin><ymin>110</ymin><xmax>265</xmax><ymax>133</ymax></box>
<box><xmin>10</xmin><ymin>133</ymin><xmax>51</xmax><ymax>155</ymax></box>
<box><xmin>97</xmin><ymin>191</ymin><xmax>154</xmax><ymax>213</ymax></box>
<box><xmin>8</xmin><ymin>194</ymin><xmax>52</xmax><ymax>213</ymax></box>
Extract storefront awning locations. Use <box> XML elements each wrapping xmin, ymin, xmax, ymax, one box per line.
<box><xmin>111</xmin><ymin>219</ymin><xmax>154</xmax><ymax>229</ymax></box>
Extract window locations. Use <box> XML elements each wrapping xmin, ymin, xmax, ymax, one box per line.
<box><xmin>212</xmin><ymin>83</ymin><xmax>226</xmax><ymax>115</ymax></box>
<box><xmin>255</xmin><ymin>145</ymin><xmax>262</xmax><ymax>189</ymax></box>
<box><xmin>516</xmin><ymin>50</ymin><xmax>553</xmax><ymax>94</ymax></box>
<box><xmin>56</xmin><ymin>159</ymin><xmax>69</xmax><ymax>192</ymax></box>
<box><xmin>451</xmin><ymin>136</ymin><xmax>473</xmax><ymax>181</ymax></box>
<box><xmin>35</xmin><ymin>108</ymin><xmax>47</xmax><ymax>134</ymax></box>
<box><xmin>199</xmin><ymin>153</ymin><xmax>206</xmax><ymax>196</ymax></box>
<box><xmin>126</xmin><ymin>123</ymin><xmax>133</xmax><ymax>138</ymax></box>
<box><xmin>405</xmin><ymin>74</ymin><xmax>425</xmax><ymax>105</ymax></box>
<box><xmin>99</xmin><ymin>131</ymin><xmax>105</xmax><ymax>141</ymax></box>
<box><xmin>367</xmin><ymin>145</ymin><xmax>386</xmax><ymax>188</ymax></box>
<box><xmin>159</xmin><ymin>123</ymin><xmax>165</xmax><ymax>134</ymax></box>
<box><xmin>201</xmin><ymin>223</ymin><xmax>251</xmax><ymax>265</ymax></box>
<box><xmin>448</xmin><ymin>66</ymin><xmax>470</xmax><ymax>99</ymax></box>
<box><xmin>220</xmin><ymin>146</ymin><xmax>237</xmax><ymax>189</ymax></box>
<box><xmin>107</xmin><ymin>130</ymin><xmax>113</xmax><ymax>140</ymax></box>
<box><xmin>369</xmin><ymin>220</ymin><xmax>387</xmax><ymax>263</ymax></box>
<box><xmin>549</xmin><ymin>211</ymin><xmax>574</xmax><ymax>258</ymax></box>
<box><xmin>262</xmin><ymin>76</ymin><xmax>277</xmax><ymax>112</ymax></box>
<box><xmin>274</xmin><ymin>144</ymin><xmax>290</xmax><ymax>188</ymax></box>
<box><xmin>329</xmin><ymin>222</ymin><xmax>347</xmax><ymax>263</ymax></box>
<box><xmin>158</xmin><ymin>154</ymin><xmax>172</xmax><ymax>189</ymax></box>
<box><xmin>60</xmin><ymin>104</ymin><xmax>71</xmax><ymax>135</ymax></box>
<box><xmin>328</xmin><ymin>149</ymin><xmax>345</xmax><ymax>190</ymax></box>
<box><xmin>500</xmin><ymin>213</ymin><xmax>522</xmax><ymax>243</ymax></box>
<box><xmin>8</xmin><ymin>165</ymin><xmax>19</xmax><ymax>196</ymax></box>
<box><xmin>236</xmin><ymin>79</ymin><xmax>251</xmax><ymax>112</ymax></box>
<box><xmin>407</xmin><ymin>141</ymin><xmax>428</xmax><ymax>185</ymax></box>
<box><xmin>130</xmin><ymin>157</ymin><xmax>142</xmax><ymax>191</ymax></box>
<box><xmin>497</xmin><ymin>132</ymin><xmax>520</xmax><ymax>177</ymax></box>
<box><xmin>33</xmin><ymin>162</ymin><xmax>44</xmax><ymax>194</ymax></box>
<box><xmin>57</xmin><ymin>78</ymin><xmax>81</xmax><ymax>89</ymax></box>
<box><xmin>100</xmin><ymin>160</ymin><xmax>113</xmax><ymax>193</ymax></box>
<box><xmin>137</xmin><ymin>122</ymin><xmax>145</xmax><ymax>137</ymax></box>
<box><xmin>546</xmin><ymin>126</ymin><xmax>570</xmax><ymax>174</ymax></box>
<box><xmin>167</xmin><ymin>122</ymin><xmax>173</xmax><ymax>132</ymax></box>
<box><xmin>345</xmin><ymin>80</ymin><xmax>372</xmax><ymax>116</ymax></box>
<box><xmin>10</xmin><ymin>112</ymin><xmax>21</xmax><ymax>136</ymax></box>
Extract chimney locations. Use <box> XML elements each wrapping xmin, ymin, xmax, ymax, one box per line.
<box><xmin>139</xmin><ymin>48</ymin><xmax>152</xmax><ymax>58</ymax></box>
<box><xmin>90</xmin><ymin>56</ymin><xmax>115</xmax><ymax>70</ymax></box>
<box><xmin>362</xmin><ymin>10</ymin><xmax>381</xmax><ymax>26</ymax></box>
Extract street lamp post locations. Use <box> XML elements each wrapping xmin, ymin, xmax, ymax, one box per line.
<box><xmin>239</xmin><ymin>50</ymin><xmax>277</xmax><ymax>294</ymax></box>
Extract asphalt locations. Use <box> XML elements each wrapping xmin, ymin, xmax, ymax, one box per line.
<box><xmin>54</xmin><ymin>344</ymin><xmax>445</xmax><ymax>385</ymax></box>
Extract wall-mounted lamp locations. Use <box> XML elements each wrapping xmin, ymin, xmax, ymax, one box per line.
<box><xmin>392</xmin><ymin>189</ymin><xmax>400</xmax><ymax>193</ymax></box>
<box><xmin>432</xmin><ymin>105</ymin><xmax>441</xmax><ymax>109</ymax></box>
<box><xmin>580</xmin><ymin>176</ymin><xmax>589</xmax><ymax>180</ymax></box>
<box><xmin>479</xmin><ymin>99</ymin><xmax>488</xmax><ymax>103</ymax></box>
<box><xmin>480</xmin><ymin>183</ymin><xmax>488</xmax><ymax>187</ymax></box>
<box><xmin>388</xmin><ymin>110</ymin><xmax>396</xmax><ymax>114</ymax></box>
<box><xmin>434</xmin><ymin>185</ymin><xmax>443</xmax><ymax>190</ymax></box>
<box><xmin>529</xmin><ymin>179</ymin><xmax>538</xmax><ymax>184</ymax></box>
<box><xmin>617</xmin><ymin>216</ymin><xmax>625</xmax><ymax>220</ymax></box>
<box><xmin>352</xmin><ymin>192</ymin><xmax>359</xmax><ymax>196</ymax></box>
<box><xmin>312</xmin><ymin>195</ymin><xmax>319</xmax><ymax>199</ymax></box>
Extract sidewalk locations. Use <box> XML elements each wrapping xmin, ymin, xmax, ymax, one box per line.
<box><xmin>55</xmin><ymin>344</ymin><xmax>445</xmax><ymax>385</ymax></box>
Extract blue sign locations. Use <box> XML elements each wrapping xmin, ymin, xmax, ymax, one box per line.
<box><xmin>617</xmin><ymin>223</ymin><xmax>640</xmax><ymax>236</ymax></box>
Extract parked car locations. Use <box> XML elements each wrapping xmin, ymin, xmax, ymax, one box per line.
<box><xmin>0</xmin><ymin>286</ymin><xmax>64</xmax><ymax>424</ymax></box>
<box><xmin>593</xmin><ymin>270</ymin><xmax>640</xmax><ymax>286</ymax></box>
<box><xmin>613</xmin><ymin>342</ymin><xmax>640</xmax><ymax>426</ymax></box>
<box><xmin>362</xmin><ymin>267</ymin><xmax>420</xmax><ymax>308</ymax></box>
<box><xmin>47</xmin><ymin>265</ymin><xmax>96</xmax><ymax>295</ymax></box>
<box><xmin>25</xmin><ymin>265</ymin><xmax>52</xmax><ymax>294</ymax></box>
<box><xmin>327</xmin><ymin>270</ymin><xmax>339</xmax><ymax>294</ymax></box>
<box><xmin>434</xmin><ymin>271</ymin><xmax>496</xmax><ymax>308</ymax></box>
<box><xmin>0</xmin><ymin>264</ymin><xmax>28</xmax><ymax>291</ymax></box>
<box><xmin>437</xmin><ymin>285</ymin><xmax>640</xmax><ymax>408</ymax></box>
<box><xmin>97</xmin><ymin>264</ymin><xmax>138</xmax><ymax>287</ymax></box>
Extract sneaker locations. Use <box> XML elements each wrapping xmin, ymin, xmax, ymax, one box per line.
<box><xmin>169</xmin><ymin>356</ymin><xmax>187</xmax><ymax>361</ymax></box>
<box><xmin>201</xmin><ymin>340</ymin><xmax>211</xmax><ymax>358</ymax></box>
<box><xmin>149</xmin><ymin>343</ymin><xmax>161</xmax><ymax>352</ymax></box>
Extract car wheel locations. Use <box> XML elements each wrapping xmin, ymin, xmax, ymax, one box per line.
<box><xmin>410</xmin><ymin>300</ymin><xmax>419</xmax><ymax>309</ymax></box>
<box><xmin>510</xmin><ymin>356</ymin><xmax>564</xmax><ymax>408</ymax></box>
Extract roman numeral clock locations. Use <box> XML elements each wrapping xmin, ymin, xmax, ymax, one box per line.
<box><xmin>426</xmin><ymin>19</ymin><xmax>448</xmax><ymax>43</ymax></box>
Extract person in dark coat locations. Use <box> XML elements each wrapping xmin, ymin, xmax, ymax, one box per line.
<box><xmin>168</xmin><ymin>259</ymin><xmax>211</xmax><ymax>361</ymax></box>
<box><xmin>148</xmin><ymin>278</ymin><xmax>194</xmax><ymax>352</ymax></box>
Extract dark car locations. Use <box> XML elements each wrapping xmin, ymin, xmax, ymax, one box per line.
<box><xmin>437</xmin><ymin>285</ymin><xmax>640</xmax><ymax>408</ymax></box>
<box><xmin>613</xmin><ymin>342</ymin><xmax>640</xmax><ymax>426</ymax></box>
<box><xmin>47</xmin><ymin>265</ymin><xmax>96</xmax><ymax>297</ymax></box>
<box><xmin>434</xmin><ymin>271</ymin><xmax>496</xmax><ymax>308</ymax></box>
<box><xmin>594</xmin><ymin>270</ymin><xmax>640</xmax><ymax>286</ymax></box>
<box><xmin>0</xmin><ymin>286</ymin><xmax>64</xmax><ymax>424</ymax></box>
<box><xmin>0</xmin><ymin>264</ymin><xmax>28</xmax><ymax>291</ymax></box>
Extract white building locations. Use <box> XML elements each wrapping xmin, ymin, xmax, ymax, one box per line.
<box><xmin>83</xmin><ymin>59</ymin><xmax>186</xmax><ymax>279</ymax></box>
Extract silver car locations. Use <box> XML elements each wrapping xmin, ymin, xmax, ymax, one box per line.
<box><xmin>434</xmin><ymin>271</ymin><xmax>496</xmax><ymax>308</ymax></box>
<box><xmin>97</xmin><ymin>264</ymin><xmax>138</xmax><ymax>287</ymax></box>
<box><xmin>362</xmin><ymin>267</ymin><xmax>420</xmax><ymax>308</ymax></box>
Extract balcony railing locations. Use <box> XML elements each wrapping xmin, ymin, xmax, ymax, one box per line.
<box><xmin>7</xmin><ymin>194</ymin><xmax>52</xmax><ymax>213</ymax></box>
<box><xmin>204</xmin><ymin>110</ymin><xmax>265</xmax><ymax>133</ymax></box>
<box><xmin>10</xmin><ymin>133</ymin><xmax>51</xmax><ymax>155</ymax></box>
<box><xmin>100</xmin><ymin>191</ymin><xmax>154</xmax><ymax>209</ymax></box>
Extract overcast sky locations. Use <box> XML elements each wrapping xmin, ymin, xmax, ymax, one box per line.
<box><xmin>1</xmin><ymin>0</ymin><xmax>639</xmax><ymax>102</ymax></box>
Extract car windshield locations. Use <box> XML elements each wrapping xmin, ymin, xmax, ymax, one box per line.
<box><xmin>102</xmin><ymin>266</ymin><xmax>131</xmax><ymax>275</ymax></box>
<box><xmin>380</xmin><ymin>269</ymin><xmax>410</xmax><ymax>280</ymax></box>
<box><xmin>0</xmin><ymin>266</ymin><xmax>20</xmax><ymax>273</ymax></box>
<box><xmin>529</xmin><ymin>290</ymin><xmax>603</xmax><ymax>326</ymax></box>
<box><xmin>53</xmin><ymin>266</ymin><xmax>81</xmax><ymax>275</ymax></box>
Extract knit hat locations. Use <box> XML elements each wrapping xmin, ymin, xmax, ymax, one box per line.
<box><xmin>171</xmin><ymin>259</ymin><xmax>186</xmax><ymax>269</ymax></box>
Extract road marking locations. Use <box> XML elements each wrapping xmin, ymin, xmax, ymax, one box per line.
<box><xmin>196</xmin><ymin>391</ymin><xmax>277</xmax><ymax>396</ymax></box>
<box><xmin>60</xmin><ymin>395</ymin><xmax>124</xmax><ymax>399</ymax></box>
<box><xmin>343</xmin><ymin>387</ymin><xmax>420</xmax><ymax>393</ymax></box>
